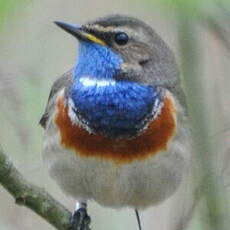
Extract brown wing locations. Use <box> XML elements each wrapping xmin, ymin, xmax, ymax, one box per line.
<box><xmin>39</xmin><ymin>70</ymin><xmax>72</xmax><ymax>129</ymax></box>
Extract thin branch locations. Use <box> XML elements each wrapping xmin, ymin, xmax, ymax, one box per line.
<box><xmin>0</xmin><ymin>145</ymin><xmax>72</xmax><ymax>230</ymax></box>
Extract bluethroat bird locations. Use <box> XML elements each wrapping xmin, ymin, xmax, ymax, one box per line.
<box><xmin>40</xmin><ymin>15</ymin><xmax>190</xmax><ymax>230</ymax></box>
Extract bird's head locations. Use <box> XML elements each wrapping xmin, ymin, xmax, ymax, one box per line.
<box><xmin>55</xmin><ymin>15</ymin><xmax>182</xmax><ymax>139</ymax></box>
<box><xmin>55</xmin><ymin>14</ymin><xmax>179</xmax><ymax>86</ymax></box>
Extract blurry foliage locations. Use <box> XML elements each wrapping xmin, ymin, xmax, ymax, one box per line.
<box><xmin>178</xmin><ymin>15</ymin><xmax>228</xmax><ymax>230</ymax></box>
<box><xmin>0</xmin><ymin>0</ymin><xmax>25</xmax><ymax>29</ymax></box>
<box><xmin>0</xmin><ymin>0</ymin><xmax>32</xmax><ymax>152</ymax></box>
<box><xmin>136</xmin><ymin>0</ymin><xmax>230</xmax><ymax>19</ymax></box>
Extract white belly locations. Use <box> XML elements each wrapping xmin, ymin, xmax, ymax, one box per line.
<box><xmin>43</xmin><ymin>121</ymin><xmax>189</xmax><ymax>208</ymax></box>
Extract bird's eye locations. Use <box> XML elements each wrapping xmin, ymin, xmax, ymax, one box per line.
<box><xmin>114</xmin><ymin>32</ymin><xmax>129</xmax><ymax>45</ymax></box>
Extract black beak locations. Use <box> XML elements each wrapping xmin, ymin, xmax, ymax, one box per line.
<box><xmin>54</xmin><ymin>21</ymin><xmax>85</xmax><ymax>40</ymax></box>
<box><xmin>54</xmin><ymin>21</ymin><xmax>105</xmax><ymax>45</ymax></box>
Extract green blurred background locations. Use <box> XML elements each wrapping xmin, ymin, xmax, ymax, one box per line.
<box><xmin>0</xmin><ymin>0</ymin><xmax>230</xmax><ymax>229</ymax></box>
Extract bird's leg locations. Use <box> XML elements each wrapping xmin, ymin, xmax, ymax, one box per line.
<box><xmin>135</xmin><ymin>209</ymin><xmax>142</xmax><ymax>230</ymax></box>
<box><xmin>70</xmin><ymin>201</ymin><xmax>91</xmax><ymax>230</ymax></box>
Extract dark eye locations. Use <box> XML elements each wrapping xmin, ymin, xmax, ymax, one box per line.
<box><xmin>114</xmin><ymin>32</ymin><xmax>129</xmax><ymax>45</ymax></box>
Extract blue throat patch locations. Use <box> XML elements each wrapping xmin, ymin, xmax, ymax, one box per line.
<box><xmin>73</xmin><ymin>41</ymin><xmax>122</xmax><ymax>79</ymax></box>
<box><xmin>69</xmin><ymin>41</ymin><xmax>163</xmax><ymax>138</ymax></box>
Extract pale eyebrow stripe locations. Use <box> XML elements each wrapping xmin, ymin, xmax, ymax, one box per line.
<box><xmin>84</xmin><ymin>24</ymin><xmax>115</xmax><ymax>32</ymax></box>
<box><xmin>85</xmin><ymin>24</ymin><xmax>135</xmax><ymax>36</ymax></box>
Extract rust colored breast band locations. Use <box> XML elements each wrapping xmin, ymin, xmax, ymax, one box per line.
<box><xmin>55</xmin><ymin>93</ymin><xmax>177</xmax><ymax>164</ymax></box>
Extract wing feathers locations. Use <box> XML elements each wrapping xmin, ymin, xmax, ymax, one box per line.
<box><xmin>39</xmin><ymin>70</ymin><xmax>72</xmax><ymax>129</ymax></box>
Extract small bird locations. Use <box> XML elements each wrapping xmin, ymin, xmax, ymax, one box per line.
<box><xmin>40</xmin><ymin>15</ymin><xmax>190</xmax><ymax>230</ymax></box>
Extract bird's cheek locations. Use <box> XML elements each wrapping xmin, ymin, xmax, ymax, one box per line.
<box><xmin>115</xmin><ymin>63</ymin><xmax>143</xmax><ymax>82</ymax></box>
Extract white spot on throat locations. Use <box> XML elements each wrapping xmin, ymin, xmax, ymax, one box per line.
<box><xmin>67</xmin><ymin>97</ymin><xmax>93</xmax><ymax>134</ymax></box>
<box><xmin>68</xmin><ymin>98</ymin><xmax>76</xmax><ymax>123</ymax></box>
<box><xmin>79</xmin><ymin>77</ymin><xmax>116</xmax><ymax>87</ymax></box>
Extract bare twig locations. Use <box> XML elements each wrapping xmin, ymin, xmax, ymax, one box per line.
<box><xmin>0</xmin><ymin>145</ymin><xmax>72</xmax><ymax>230</ymax></box>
